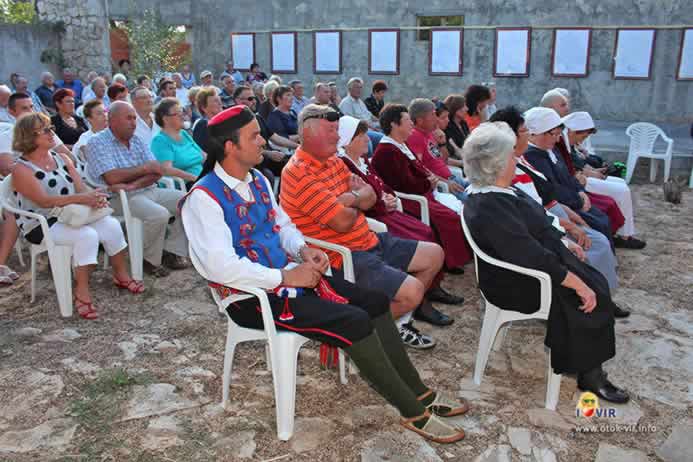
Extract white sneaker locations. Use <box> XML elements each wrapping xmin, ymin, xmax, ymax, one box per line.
<box><xmin>399</xmin><ymin>322</ymin><xmax>436</xmax><ymax>349</ymax></box>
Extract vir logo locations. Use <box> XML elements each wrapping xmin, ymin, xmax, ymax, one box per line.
<box><xmin>575</xmin><ymin>392</ymin><xmax>616</xmax><ymax>418</ymax></box>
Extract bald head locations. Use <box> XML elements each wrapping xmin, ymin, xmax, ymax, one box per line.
<box><xmin>540</xmin><ymin>89</ymin><xmax>570</xmax><ymax>117</ymax></box>
<box><xmin>109</xmin><ymin>101</ymin><xmax>138</xmax><ymax>142</ymax></box>
<box><xmin>0</xmin><ymin>85</ymin><xmax>11</xmax><ymax>107</ymax></box>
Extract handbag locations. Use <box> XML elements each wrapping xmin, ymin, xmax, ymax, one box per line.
<box><xmin>52</xmin><ymin>204</ymin><xmax>113</xmax><ymax>228</ymax></box>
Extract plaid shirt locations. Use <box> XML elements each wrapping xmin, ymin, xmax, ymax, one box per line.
<box><xmin>85</xmin><ymin>128</ymin><xmax>155</xmax><ymax>188</ymax></box>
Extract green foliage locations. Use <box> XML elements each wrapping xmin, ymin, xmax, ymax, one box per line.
<box><xmin>40</xmin><ymin>47</ymin><xmax>65</xmax><ymax>67</ymax></box>
<box><xmin>121</xmin><ymin>8</ymin><xmax>190</xmax><ymax>78</ymax></box>
<box><xmin>0</xmin><ymin>0</ymin><xmax>36</xmax><ymax>24</ymax></box>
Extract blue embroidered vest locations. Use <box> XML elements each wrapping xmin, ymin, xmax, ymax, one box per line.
<box><xmin>187</xmin><ymin>169</ymin><xmax>290</xmax><ymax>269</ymax></box>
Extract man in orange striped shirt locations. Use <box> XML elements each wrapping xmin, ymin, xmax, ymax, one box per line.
<box><xmin>281</xmin><ymin>104</ymin><xmax>445</xmax><ymax>349</ymax></box>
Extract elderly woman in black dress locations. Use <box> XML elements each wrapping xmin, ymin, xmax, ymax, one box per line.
<box><xmin>461</xmin><ymin>122</ymin><xmax>629</xmax><ymax>403</ymax></box>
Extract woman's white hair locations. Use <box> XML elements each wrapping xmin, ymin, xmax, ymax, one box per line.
<box><xmin>112</xmin><ymin>73</ymin><xmax>127</xmax><ymax>85</ymax></box>
<box><xmin>262</xmin><ymin>80</ymin><xmax>279</xmax><ymax>100</ymax></box>
<box><xmin>462</xmin><ymin>122</ymin><xmax>517</xmax><ymax>188</ymax></box>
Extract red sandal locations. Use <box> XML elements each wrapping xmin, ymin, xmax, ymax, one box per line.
<box><xmin>113</xmin><ymin>278</ymin><xmax>145</xmax><ymax>294</ymax></box>
<box><xmin>74</xmin><ymin>296</ymin><xmax>98</xmax><ymax>320</ymax></box>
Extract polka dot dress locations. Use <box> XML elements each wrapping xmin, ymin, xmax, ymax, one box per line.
<box><xmin>15</xmin><ymin>152</ymin><xmax>76</xmax><ymax>236</ymax></box>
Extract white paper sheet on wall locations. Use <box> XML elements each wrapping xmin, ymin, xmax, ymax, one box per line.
<box><xmin>495</xmin><ymin>29</ymin><xmax>529</xmax><ymax>75</ymax></box>
<box><xmin>370</xmin><ymin>31</ymin><xmax>398</xmax><ymax>73</ymax></box>
<box><xmin>431</xmin><ymin>30</ymin><xmax>461</xmax><ymax>74</ymax></box>
<box><xmin>553</xmin><ymin>29</ymin><xmax>590</xmax><ymax>75</ymax></box>
<box><xmin>614</xmin><ymin>29</ymin><xmax>655</xmax><ymax>78</ymax></box>
<box><xmin>678</xmin><ymin>29</ymin><xmax>693</xmax><ymax>79</ymax></box>
<box><xmin>315</xmin><ymin>32</ymin><xmax>340</xmax><ymax>73</ymax></box>
<box><xmin>272</xmin><ymin>33</ymin><xmax>296</xmax><ymax>72</ymax></box>
<box><xmin>232</xmin><ymin>34</ymin><xmax>254</xmax><ymax>70</ymax></box>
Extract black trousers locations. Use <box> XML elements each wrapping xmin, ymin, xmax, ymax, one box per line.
<box><xmin>227</xmin><ymin>275</ymin><xmax>390</xmax><ymax>348</ymax></box>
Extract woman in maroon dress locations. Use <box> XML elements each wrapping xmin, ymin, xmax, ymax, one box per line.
<box><xmin>337</xmin><ymin>115</ymin><xmax>464</xmax><ymax>311</ymax></box>
<box><xmin>370</xmin><ymin>105</ymin><xmax>472</xmax><ymax>272</ymax></box>
<box><xmin>337</xmin><ymin>116</ymin><xmax>436</xmax><ymax>243</ymax></box>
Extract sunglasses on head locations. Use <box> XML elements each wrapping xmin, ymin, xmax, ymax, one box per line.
<box><xmin>303</xmin><ymin>111</ymin><xmax>340</xmax><ymax>123</ymax></box>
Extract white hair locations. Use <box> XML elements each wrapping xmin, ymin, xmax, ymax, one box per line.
<box><xmin>0</xmin><ymin>84</ymin><xmax>10</xmax><ymax>96</ymax></box>
<box><xmin>462</xmin><ymin>122</ymin><xmax>516</xmax><ymax>188</ymax></box>
<box><xmin>113</xmin><ymin>73</ymin><xmax>127</xmax><ymax>85</ymax></box>
<box><xmin>269</xmin><ymin>74</ymin><xmax>282</xmax><ymax>84</ymax></box>
<box><xmin>40</xmin><ymin>71</ymin><xmax>54</xmax><ymax>82</ymax></box>
<box><xmin>347</xmin><ymin>77</ymin><xmax>363</xmax><ymax>90</ymax></box>
<box><xmin>540</xmin><ymin>89</ymin><xmax>567</xmax><ymax>108</ymax></box>
<box><xmin>262</xmin><ymin>80</ymin><xmax>279</xmax><ymax>100</ymax></box>
<box><xmin>554</xmin><ymin>87</ymin><xmax>570</xmax><ymax>99</ymax></box>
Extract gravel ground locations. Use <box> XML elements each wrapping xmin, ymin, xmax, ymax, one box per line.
<box><xmin>0</xmin><ymin>183</ymin><xmax>691</xmax><ymax>462</ymax></box>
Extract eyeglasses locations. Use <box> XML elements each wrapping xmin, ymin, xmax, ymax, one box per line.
<box><xmin>542</xmin><ymin>128</ymin><xmax>562</xmax><ymax>136</ymax></box>
<box><xmin>34</xmin><ymin>125</ymin><xmax>55</xmax><ymax>135</ymax></box>
<box><xmin>62</xmin><ymin>99</ymin><xmax>75</xmax><ymax>104</ymax></box>
<box><xmin>303</xmin><ymin>111</ymin><xmax>341</xmax><ymax>123</ymax></box>
<box><xmin>241</xmin><ymin>96</ymin><xmax>256</xmax><ymax>102</ymax></box>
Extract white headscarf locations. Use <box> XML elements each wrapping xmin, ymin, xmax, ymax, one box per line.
<box><xmin>337</xmin><ymin>115</ymin><xmax>368</xmax><ymax>173</ymax></box>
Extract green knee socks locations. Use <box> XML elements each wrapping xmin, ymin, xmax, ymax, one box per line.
<box><xmin>372</xmin><ymin>312</ymin><xmax>429</xmax><ymax>398</ymax></box>
<box><xmin>345</xmin><ymin>330</ymin><xmax>425</xmax><ymax>419</ymax></box>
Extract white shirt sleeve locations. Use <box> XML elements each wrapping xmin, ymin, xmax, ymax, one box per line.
<box><xmin>259</xmin><ymin>174</ymin><xmax>306</xmax><ymax>257</ymax></box>
<box><xmin>181</xmin><ymin>189</ymin><xmax>283</xmax><ymax>289</ymax></box>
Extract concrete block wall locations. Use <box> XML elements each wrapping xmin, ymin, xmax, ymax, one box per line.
<box><xmin>108</xmin><ymin>0</ymin><xmax>693</xmax><ymax>123</ymax></box>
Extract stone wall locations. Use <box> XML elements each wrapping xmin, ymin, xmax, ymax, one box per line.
<box><xmin>108</xmin><ymin>0</ymin><xmax>693</xmax><ymax>124</ymax></box>
<box><xmin>35</xmin><ymin>0</ymin><xmax>112</xmax><ymax>78</ymax></box>
<box><xmin>0</xmin><ymin>23</ymin><xmax>61</xmax><ymax>89</ymax></box>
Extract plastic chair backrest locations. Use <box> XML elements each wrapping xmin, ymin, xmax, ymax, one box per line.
<box><xmin>626</xmin><ymin>122</ymin><xmax>663</xmax><ymax>156</ymax></box>
<box><xmin>0</xmin><ymin>175</ymin><xmax>13</xmax><ymax>211</ymax></box>
<box><xmin>460</xmin><ymin>204</ymin><xmax>552</xmax><ymax>313</ymax></box>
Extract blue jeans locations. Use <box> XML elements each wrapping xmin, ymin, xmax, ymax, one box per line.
<box><xmin>448</xmin><ymin>174</ymin><xmax>469</xmax><ymax>202</ymax></box>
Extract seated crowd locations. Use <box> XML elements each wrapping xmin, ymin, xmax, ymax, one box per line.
<box><xmin>0</xmin><ymin>62</ymin><xmax>647</xmax><ymax>443</ymax></box>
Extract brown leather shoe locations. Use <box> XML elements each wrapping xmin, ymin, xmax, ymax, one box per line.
<box><xmin>144</xmin><ymin>261</ymin><xmax>170</xmax><ymax>278</ymax></box>
<box><xmin>162</xmin><ymin>253</ymin><xmax>190</xmax><ymax>270</ymax></box>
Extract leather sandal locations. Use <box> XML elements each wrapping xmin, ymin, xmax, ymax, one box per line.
<box><xmin>400</xmin><ymin>410</ymin><xmax>465</xmax><ymax>444</ymax></box>
<box><xmin>418</xmin><ymin>390</ymin><xmax>470</xmax><ymax>417</ymax></box>
<box><xmin>113</xmin><ymin>277</ymin><xmax>145</xmax><ymax>294</ymax></box>
<box><xmin>74</xmin><ymin>296</ymin><xmax>98</xmax><ymax>320</ymax></box>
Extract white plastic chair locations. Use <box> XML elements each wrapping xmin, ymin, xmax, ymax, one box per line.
<box><xmin>214</xmin><ymin>219</ymin><xmax>388</xmax><ymax>440</ymax></box>
<box><xmin>159</xmin><ymin>176</ymin><xmax>187</xmax><ymax>192</ymax></box>
<box><xmin>625</xmin><ymin>122</ymin><xmax>674</xmax><ymax>184</ymax></box>
<box><xmin>394</xmin><ymin>192</ymin><xmax>430</xmax><ymax>226</ymax></box>
<box><xmin>212</xmin><ymin>285</ymin><xmax>309</xmax><ymax>441</ymax></box>
<box><xmin>461</xmin><ymin>206</ymin><xmax>561</xmax><ymax>411</ymax></box>
<box><xmin>0</xmin><ymin>175</ymin><xmax>74</xmax><ymax>317</ymax></box>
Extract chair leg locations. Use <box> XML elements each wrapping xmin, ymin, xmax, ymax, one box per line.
<box><xmin>265</xmin><ymin>343</ymin><xmax>272</xmax><ymax>371</ymax></box>
<box><xmin>545</xmin><ymin>350</ymin><xmax>561</xmax><ymax>411</ymax></box>
<box><xmin>492</xmin><ymin>323</ymin><xmax>509</xmax><ymax>351</ymax></box>
<box><xmin>14</xmin><ymin>241</ymin><xmax>25</xmax><ymax>267</ymax></box>
<box><xmin>473</xmin><ymin>303</ymin><xmax>503</xmax><ymax>386</ymax></box>
<box><xmin>649</xmin><ymin>158</ymin><xmax>658</xmax><ymax>183</ymax></box>
<box><xmin>49</xmin><ymin>246</ymin><xmax>74</xmax><ymax>318</ymax></box>
<box><xmin>625</xmin><ymin>154</ymin><xmax>638</xmax><ymax>184</ymax></box>
<box><xmin>663</xmin><ymin>157</ymin><xmax>672</xmax><ymax>183</ymax></box>
<box><xmin>272</xmin><ymin>336</ymin><xmax>304</xmax><ymax>441</ymax></box>
<box><xmin>30</xmin><ymin>248</ymin><xmax>38</xmax><ymax>303</ymax></box>
<box><xmin>221</xmin><ymin>323</ymin><xmax>238</xmax><ymax>408</ymax></box>
<box><xmin>338</xmin><ymin>349</ymin><xmax>347</xmax><ymax>385</ymax></box>
<box><xmin>129</xmin><ymin>219</ymin><xmax>144</xmax><ymax>281</ymax></box>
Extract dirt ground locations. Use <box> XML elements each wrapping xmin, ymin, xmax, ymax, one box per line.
<box><xmin>0</xmin><ymin>183</ymin><xmax>691</xmax><ymax>462</ymax></box>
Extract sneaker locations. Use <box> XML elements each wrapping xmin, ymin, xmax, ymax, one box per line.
<box><xmin>399</xmin><ymin>322</ymin><xmax>436</xmax><ymax>349</ymax></box>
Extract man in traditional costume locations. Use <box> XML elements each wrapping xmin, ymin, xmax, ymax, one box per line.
<box><xmin>180</xmin><ymin>105</ymin><xmax>469</xmax><ymax>443</ymax></box>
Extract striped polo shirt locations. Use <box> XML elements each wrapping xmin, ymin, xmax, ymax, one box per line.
<box><xmin>281</xmin><ymin>147</ymin><xmax>378</xmax><ymax>268</ymax></box>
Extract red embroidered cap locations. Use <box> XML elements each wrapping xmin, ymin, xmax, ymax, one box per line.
<box><xmin>208</xmin><ymin>105</ymin><xmax>256</xmax><ymax>137</ymax></box>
